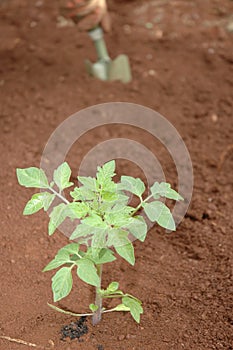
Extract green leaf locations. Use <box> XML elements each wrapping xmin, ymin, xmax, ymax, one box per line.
<box><xmin>43</xmin><ymin>244</ymin><xmax>80</xmax><ymax>272</ymax></box>
<box><xmin>65</xmin><ymin>202</ymin><xmax>89</xmax><ymax>220</ymax></box>
<box><xmin>53</xmin><ymin>162</ymin><xmax>73</xmax><ymax>191</ymax></box>
<box><xmin>101</xmin><ymin>191</ymin><xmax>118</xmax><ymax>202</ymax></box>
<box><xmin>143</xmin><ymin>201</ymin><xmax>176</xmax><ymax>230</ymax></box>
<box><xmin>150</xmin><ymin>182</ymin><xmax>183</xmax><ymax>201</ymax></box>
<box><xmin>108</xmin><ymin>229</ymin><xmax>135</xmax><ymax>265</ymax></box>
<box><xmin>96</xmin><ymin>160</ymin><xmax>116</xmax><ymax>191</ymax></box>
<box><xmin>77</xmin><ymin>259</ymin><xmax>100</xmax><ymax>287</ymax></box>
<box><xmin>90</xmin><ymin>248</ymin><xmax>116</xmax><ymax>264</ymax></box>
<box><xmin>43</xmin><ymin>251</ymin><xmax>70</xmax><ymax>272</ymax></box>
<box><xmin>107</xmin><ymin>282</ymin><xmax>119</xmax><ymax>293</ymax></box>
<box><xmin>16</xmin><ymin>167</ymin><xmax>49</xmax><ymax>189</ymax></box>
<box><xmin>115</xmin><ymin>242</ymin><xmax>135</xmax><ymax>266</ymax></box>
<box><xmin>97</xmin><ymin>160</ymin><xmax>115</xmax><ymax>182</ymax></box>
<box><xmin>113</xmin><ymin>304</ymin><xmax>130</xmax><ymax>312</ymax></box>
<box><xmin>42</xmin><ymin>192</ymin><xmax>56</xmax><ymax>211</ymax></box>
<box><xmin>89</xmin><ymin>303</ymin><xmax>98</xmax><ymax>312</ymax></box>
<box><xmin>23</xmin><ymin>193</ymin><xmax>44</xmax><ymax>215</ymax></box>
<box><xmin>78</xmin><ymin>176</ymin><xmax>97</xmax><ymax>191</ymax></box>
<box><xmin>91</xmin><ymin>229</ymin><xmax>108</xmax><ymax>259</ymax></box>
<box><xmin>124</xmin><ymin>216</ymin><xmax>147</xmax><ymax>242</ymax></box>
<box><xmin>122</xmin><ymin>296</ymin><xmax>143</xmax><ymax>323</ymax></box>
<box><xmin>48</xmin><ymin>203</ymin><xmax>67</xmax><ymax>235</ymax></box>
<box><xmin>120</xmin><ymin>176</ymin><xmax>145</xmax><ymax>197</ymax></box>
<box><xmin>70</xmin><ymin>223</ymin><xmax>91</xmax><ymax>240</ymax></box>
<box><xmin>52</xmin><ymin>267</ymin><xmax>73</xmax><ymax>302</ymax></box>
<box><xmin>23</xmin><ymin>192</ymin><xmax>55</xmax><ymax>215</ymax></box>
<box><xmin>104</xmin><ymin>204</ymin><xmax>133</xmax><ymax>227</ymax></box>
<box><xmin>58</xmin><ymin>243</ymin><xmax>80</xmax><ymax>256</ymax></box>
<box><xmin>70</xmin><ymin>187</ymin><xmax>82</xmax><ymax>201</ymax></box>
<box><xmin>82</xmin><ymin>214</ymin><xmax>107</xmax><ymax>228</ymax></box>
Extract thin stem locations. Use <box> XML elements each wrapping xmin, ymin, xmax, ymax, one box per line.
<box><xmin>49</xmin><ymin>187</ymin><xmax>70</xmax><ymax>204</ymax></box>
<box><xmin>131</xmin><ymin>193</ymin><xmax>154</xmax><ymax>216</ymax></box>
<box><xmin>47</xmin><ymin>303</ymin><xmax>94</xmax><ymax>317</ymax></box>
<box><xmin>92</xmin><ymin>264</ymin><xmax>103</xmax><ymax>326</ymax></box>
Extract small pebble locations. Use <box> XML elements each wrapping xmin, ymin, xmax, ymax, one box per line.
<box><xmin>148</xmin><ymin>69</ymin><xmax>156</xmax><ymax>77</ymax></box>
<box><xmin>211</xmin><ymin>113</ymin><xmax>218</xmax><ymax>123</ymax></box>
<box><xmin>155</xmin><ymin>29</ymin><xmax>163</xmax><ymax>39</ymax></box>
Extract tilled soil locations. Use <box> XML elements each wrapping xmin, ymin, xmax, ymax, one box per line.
<box><xmin>0</xmin><ymin>0</ymin><xmax>233</xmax><ymax>349</ymax></box>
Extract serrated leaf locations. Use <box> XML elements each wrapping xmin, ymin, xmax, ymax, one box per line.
<box><xmin>150</xmin><ymin>182</ymin><xmax>183</xmax><ymax>201</ymax></box>
<box><xmin>53</xmin><ymin>162</ymin><xmax>73</xmax><ymax>191</ymax></box>
<box><xmin>143</xmin><ymin>201</ymin><xmax>176</xmax><ymax>230</ymax></box>
<box><xmin>120</xmin><ymin>176</ymin><xmax>145</xmax><ymax>197</ymax></box>
<box><xmin>77</xmin><ymin>259</ymin><xmax>100</xmax><ymax>287</ymax></box>
<box><xmin>70</xmin><ymin>187</ymin><xmax>82</xmax><ymax>201</ymax></box>
<box><xmin>108</xmin><ymin>229</ymin><xmax>135</xmax><ymax>265</ymax></box>
<box><xmin>65</xmin><ymin>202</ymin><xmax>89</xmax><ymax>220</ymax></box>
<box><xmin>52</xmin><ymin>267</ymin><xmax>73</xmax><ymax>302</ymax></box>
<box><xmin>48</xmin><ymin>203</ymin><xmax>67</xmax><ymax>235</ymax></box>
<box><xmin>96</xmin><ymin>160</ymin><xmax>116</xmax><ymax>190</ymax></box>
<box><xmin>97</xmin><ymin>160</ymin><xmax>115</xmax><ymax>181</ymax></box>
<box><xmin>16</xmin><ymin>167</ymin><xmax>49</xmax><ymax>189</ymax></box>
<box><xmin>78</xmin><ymin>176</ymin><xmax>97</xmax><ymax>191</ymax></box>
<box><xmin>43</xmin><ymin>251</ymin><xmax>70</xmax><ymax>272</ymax></box>
<box><xmin>107</xmin><ymin>282</ymin><xmax>119</xmax><ymax>292</ymax></box>
<box><xmin>124</xmin><ymin>216</ymin><xmax>147</xmax><ymax>242</ymax></box>
<box><xmin>122</xmin><ymin>296</ymin><xmax>143</xmax><ymax>323</ymax></box>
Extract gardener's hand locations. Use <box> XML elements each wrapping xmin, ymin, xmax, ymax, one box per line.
<box><xmin>60</xmin><ymin>0</ymin><xmax>111</xmax><ymax>32</ymax></box>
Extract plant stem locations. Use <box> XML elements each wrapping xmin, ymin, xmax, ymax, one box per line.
<box><xmin>49</xmin><ymin>187</ymin><xmax>70</xmax><ymax>204</ymax></box>
<box><xmin>92</xmin><ymin>264</ymin><xmax>103</xmax><ymax>325</ymax></box>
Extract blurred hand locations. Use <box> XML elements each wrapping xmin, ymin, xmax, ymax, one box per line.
<box><xmin>60</xmin><ymin>0</ymin><xmax>111</xmax><ymax>32</ymax></box>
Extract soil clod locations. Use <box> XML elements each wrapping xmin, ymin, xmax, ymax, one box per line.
<box><xmin>60</xmin><ymin>317</ymin><xmax>88</xmax><ymax>341</ymax></box>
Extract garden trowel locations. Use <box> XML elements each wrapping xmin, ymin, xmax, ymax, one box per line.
<box><xmin>85</xmin><ymin>26</ymin><xmax>132</xmax><ymax>83</ymax></box>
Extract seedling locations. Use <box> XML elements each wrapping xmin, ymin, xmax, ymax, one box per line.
<box><xmin>16</xmin><ymin>160</ymin><xmax>183</xmax><ymax>325</ymax></box>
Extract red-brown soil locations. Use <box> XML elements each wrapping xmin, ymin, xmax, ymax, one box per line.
<box><xmin>0</xmin><ymin>0</ymin><xmax>233</xmax><ymax>349</ymax></box>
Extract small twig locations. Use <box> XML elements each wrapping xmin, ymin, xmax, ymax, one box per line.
<box><xmin>0</xmin><ymin>335</ymin><xmax>54</xmax><ymax>349</ymax></box>
<box><xmin>0</xmin><ymin>335</ymin><xmax>37</xmax><ymax>347</ymax></box>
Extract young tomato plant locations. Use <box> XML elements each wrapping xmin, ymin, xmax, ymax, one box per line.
<box><xmin>16</xmin><ymin>160</ymin><xmax>183</xmax><ymax>325</ymax></box>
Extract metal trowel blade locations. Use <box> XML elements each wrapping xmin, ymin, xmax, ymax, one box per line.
<box><xmin>108</xmin><ymin>54</ymin><xmax>132</xmax><ymax>83</ymax></box>
<box><xmin>85</xmin><ymin>59</ymin><xmax>108</xmax><ymax>81</ymax></box>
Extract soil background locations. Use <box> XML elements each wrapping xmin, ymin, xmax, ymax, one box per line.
<box><xmin>0</xmin><ymin>0</ymin><xmax>233</xmax><ymax>349</ymax></box>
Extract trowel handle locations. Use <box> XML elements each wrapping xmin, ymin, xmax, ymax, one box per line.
<box><xmin>88</xmin><ymin>27</ymin><xmax>110</xmax><ymax>62</ymax></box>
